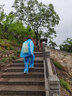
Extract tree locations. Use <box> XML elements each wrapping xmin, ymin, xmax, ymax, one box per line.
<box><xmin>0</xmin><ymin>5</ymin><xmax>5</xmax><ymax>24</ymax></box>
<box><xmin>48</xmin><ymin>40</ymin><xmax>57</xmax><ymax>49</ymax></box>
<box><xmin>60</xmin><ymin>38</ymin><xmax>72</xmax><ymax>52</ymax></box>
<box><xmin>8</xmin><ymin>21</ymin><xmax>35</xmax><ymax>43</ymax></box>
<box><xmin>3</xmin><ymin>12</ymin><xmax>16</xmax><ymax>32</ymax></box>
<box><xmin>0</xmin><ymin>5</ymin><xmax>6</xmax><ymax>38</ymax></box>
<box><xmin>13</xmin><ymin>0</ymin><xmax>60</xmax><ymax>46</ymax></box>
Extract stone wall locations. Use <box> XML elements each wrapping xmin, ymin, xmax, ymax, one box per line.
<box><xmin>48</xmin><ymin>48</ymin><xmax>72</xmax><ymax>75</ymax></box>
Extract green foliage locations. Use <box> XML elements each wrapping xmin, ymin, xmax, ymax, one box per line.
<box><xmin>0</xmin><ymin>14</ymin><xmax>35</xmax><ymax>44</ymax></box>
<box><xmin>0</xmin><ymin>55</ymin><xmax>17</xmax><ymax>63</ymax></box>
<box><xmin>60</xmin><ymin>79</ymin><xmax>71</xmax><ymax>90</ymax></box>
<box><xmin>0</xmin><ymin>39</ymin><xmax>11</xmax><ymax>50</ymax></box>
<box><xmin>0</xmin><ymin>46</ymin><xmax>4</xmax><ymax>51</ymax></box>
<box><xmin>48</xmin><ymin>40</ymin><xmax>57</xmax><ymax>49</ymax></box>
<box><xmin>0</xmin><ymin>6</ymin><xmax>35</xmax><ymax>44</ymax></box>
<box><xmin>0</xmin><ymin>5</ymin><xmax>6</xmax><ymax>38</ymax></box>
<box><xmin>0</xmin><ymin>5</ymin><xmax>5</xmax><ymax>23</ymax></box>
<box><xmin>3</xmin><ymin>12</ymin><xmax>15</xmax><ymax>32</ymax></box>
<box><xmin>8</xmin><ymin>21</ymin><xmax>35</xmax><ymax>43</ymax></box>
<box><xmin>0</xmin><ymin>58</ymin><xmax>8</xmax><ymax>62</ymax></box>
<box><xmin>9</xmin><ymin>56</ymin><xmax>17</xmax><ymax>60</ymax></box>
<box><xmin>60</xmin><ymin>38</ymin><xmax>72</xmax><ymax>53</ymax></box>
<box><xmin>16</xmin><ymin>50</ymin><xmax>21</xmax><ymax>54</ymax></box>
<box><xmin>53</xmin><ymin>60</ymin><xmax>63</xmax><ymax>70</ymax></box>
<box><xmin>13</xmin><ymin>0</ymin><xmax>60</xmax><ymax>42</ymax></box>
<box><xmin>8</xmin><ymin>21</ymin><xmax>25</xmax><ymax>40</ymax></box>
<box><xmin>0</xmin><ymin>39</ymin><xmax>19</xmax><ymax>50</ymax></box>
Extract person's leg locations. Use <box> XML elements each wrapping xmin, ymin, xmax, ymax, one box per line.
<box><xmin>29</xmin><ymin>55</ymin><xmax>35</xmax><ymax>68</ymax></box>
<box><xmin>24</xmin><ymin>57</ymin><xmax>29</xmax><ymax>73</ymax></box>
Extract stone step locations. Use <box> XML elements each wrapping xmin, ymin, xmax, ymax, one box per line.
<box><xmin>34</xmin><ymin>51</ymin><xmax>43</xmax><ymax>53</ymax></box>
<box><xmin>4</xmin><ymin>67</ymin><xmax>44</xmax><ymax>72</ymax></box>
<box><xmin>10</xmin><ymin>63</ymin><xmax>44</xmax><ymax>67</ymax></box>
<box><xmin>0</xmin><ymin>52</ymin><xmax>46</xmax><ymax>96</ymax></box>
<box><xmin>0</xmin><ymin>82</ymin><xmax>44</xmax><ymax>86</ymax></box>
<box><xmin>0</xmin><ymin>78</ymin><xmax>44</xmax><ymax>85</ymax></box>
<box><xmin>2</xmin><ymin>72</ymin><xmax>44</xmax><ymax>78</ymax></box>
<box><xmin>34</xmin><ymin>52</ymin><xmax>43</xmax><ymax>57</ymax></box>
<box><xmin>0</xmin><ymin>94</ymin><xmax>45</xmax><ymax>96</ymax></box>
<box><xmin>0</xmin><ymin>78</ymin><xmax>44</xmax><ymax>82</ymax></box>
<box><xmin>14</xmin><ymin>60</ymin><xmax>43</xmax><ymax>63</ymax></box>
<box><xmin>0</xmin><ymin>86</ymin><xmax>45</xmax><ymax>95</ymax></box>
<box><xmin>0</xmin><ymin>81</ymin><xmax>44</xmax><ymax>86</ymax></box>
<box><xmin>35</xmin><ymin>55</ymin><xmax>43</xmax><ymax>57</ymax></box>
<box><xmin>0</xmin><ymin>85</ymin><xmax>45</xmax><ymax>96</ymax></box>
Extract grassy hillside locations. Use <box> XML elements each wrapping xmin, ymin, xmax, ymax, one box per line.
<box><xmin>52</xmin><ymin>59</ymin><xmax>72</xmax><ymax>96</ymax></box>
<box><xmin>0</xmin><ymin>39</ymin><xmax>21</xmax><ymax>70</ymax></box>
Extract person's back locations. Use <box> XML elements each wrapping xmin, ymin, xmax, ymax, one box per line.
<box><xmin>20</xmin><ymin>36</ymin><xmax>35</xmax><ymax>73</ymax></box>
<box><xmin>20</xmin><ymin>38</ymin><xmax>34</xmax><ymax>57</ymax></box>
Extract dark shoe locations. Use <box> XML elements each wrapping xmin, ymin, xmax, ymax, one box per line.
<box><xmin>24</xmin><ymin>72</ymin><xmax>28</xmax><ymax>74</ymax></box>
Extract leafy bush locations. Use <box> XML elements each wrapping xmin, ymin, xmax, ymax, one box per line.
<box><xmin>0</xmin><ymin>58</ymin><xmax>8</xmax><ymax>62</ymax></box>
<box><xmin>0</xmin><ymin>11</ymin><xmax>35</xmax><ymax>45</ymax></box>
<box><xmin>53</xmin><ymin>60</ymin><xmax>63</xmax><ymax>70</ymax></box>
<box><xmin>16</xmin><ymin>50</ymin><xmax>21</xmax><ymax>54</ymax></box>
<box><xmin>48</xmin><ymin>40</ymin><xmax>57</xmax><ymax>49</ymax></box>
<box><xmin>0</xmin><ymin>39</ymin><xmax>21</xmax><ymax>50</ymax></box>
<box><xmin>4</xmin><ymin>20</ymin><xmax>35</xmax><ymax>44</ymax></box>
<box><xmin>9</xmin><ymin>56</ymin><xmax>17</xmax><ymax>60</ymax></box>
<box><xmin>0</xmin><ymin>56</ymin><xmax>17</xmax><ymax>63</ymax></box>
<box><xmin>60</xmin><ymin>38</ymin><xmax>72</xmax><ymax>53</ymax></box>
<box><xmin>0</xmin><ymin>46</ymin><xmax>4</xmax><ymax>51</ymax></box>
<box><xmin>60</xmin><ymin>79</ymin><xmax>71</xmax><ymax>90</ymax></box>
<box><xmin>0</xmin><ymin>39</ymin><xmax>11</xmax><ymax>50</ymax></box>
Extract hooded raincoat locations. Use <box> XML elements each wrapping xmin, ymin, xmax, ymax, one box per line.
<box><xmin>20</xmin><ymin>39</ymin><xmax>35</xmax><ymax>73</ymax></box>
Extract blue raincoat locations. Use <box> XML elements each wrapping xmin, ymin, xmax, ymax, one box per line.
<box><xmin>20</xmin><ymin>39</ymin><xmax>35</xmax><ymax>73</ymax></box>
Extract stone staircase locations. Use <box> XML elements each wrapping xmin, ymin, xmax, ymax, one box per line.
<box><xmin>0</xmin><ymin>52</ymin><xmax>45</xmax><ymax>96</ymax></box>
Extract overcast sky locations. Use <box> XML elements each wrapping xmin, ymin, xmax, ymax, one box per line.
<box><xmin>0</xmin><ymin>0</ymin><xmax>72</xmax><ymax>45</ymax></box>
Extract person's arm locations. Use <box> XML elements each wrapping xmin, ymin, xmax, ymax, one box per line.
<box><xmin>30</xmin><ymin>41</ymin><xmax>34</xmax><ymax>55</ymax></box>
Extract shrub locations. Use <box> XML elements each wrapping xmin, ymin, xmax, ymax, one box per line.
<box><xmin>0</xmin><ymin>56</ymin><xmax>17</xmax><ymax>63</ymax></box>
<box><xmin>60</xmin><ymin>38</ymin><xmax>72</xmax><ymax>53</ymax></box>
<box><xmin>16</xmin><ymin>50</ymin><xmax>21</xmax><ymax>54</ymax></box>
<box><xmin>53</xmin><ymin>60</ymin><xmax>63</xmax><ymax>70</ymax></box>
<box><xmin>0</xmin><ymin>58</ymin><xmax>8</xmax><ymax>62</ymax></box>
<box><xmin>60</xmin><ymin>78</ymin><xmax>70</xmax><ymax>90</ymax></box>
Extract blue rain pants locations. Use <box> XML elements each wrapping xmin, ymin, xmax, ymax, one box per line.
<box><xmin>24</xmin><ymin>55</ymin><xmax>35</xmax><ymax>73</ymax></box>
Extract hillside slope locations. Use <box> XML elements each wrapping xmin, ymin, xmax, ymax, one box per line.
<box><xmin>48</xmin><ymin>48</ymin><xmax>72</xmax><ymax>75</ymax></box>
<box><xmin>0</xmin><ymin>39</ymin><xmax>20</xmax><ymax>70</ymax></box>
<box><xmin>49</xmin><ymin>48</ymin><xmax>72</xmax><ymax>96</ymax></box>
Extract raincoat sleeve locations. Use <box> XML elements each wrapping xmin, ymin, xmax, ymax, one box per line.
<box><xmin>20</xmin><ymin>43</ymin><xmax>24</xmax><ymax>58</ymax></box>
<box><xmin>30</xmin><ymin>40</ymin><xmax>34</xmax><ymax>55</ymax></box>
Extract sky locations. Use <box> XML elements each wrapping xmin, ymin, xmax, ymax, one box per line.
<box><xmin>0</xmin><ymin>0</ymin><xmax>72</xmax><ymax>45</ymax></box>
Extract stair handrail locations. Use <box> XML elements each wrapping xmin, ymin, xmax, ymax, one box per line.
<box><xmin>42</xmin><ymin>43</ymin><xmax>60</xmax><ymax>96</ymax></box>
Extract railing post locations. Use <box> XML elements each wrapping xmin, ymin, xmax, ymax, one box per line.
<box><xmin>48</xmin><ymin>75</ymin><xmax>60</xmax><ymax>96</ymax></box>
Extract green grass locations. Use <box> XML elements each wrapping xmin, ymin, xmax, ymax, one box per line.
<box><xmin>60</xmin><ymin>78</ymin><xmax>71</xmax><ymax>90</ymax></box>
<box><xmin>0</xmin><ymin>58</ymin><xmax>8</xmax><ymax>62</ymax></box>
<box><xmin>0</xmin><ymin>56</ymin><xmax>17</xmax><ymax>63</ymax></box>
<box><xmin>8</xmin><ymin>56</ymin><xmax>17</xmax><ymax>60</ymax></box>
<box><xmin>53</xmin><ymin>60</ymin><xmax>63</xmax><ymax>70</ymax></box>
<box><xmin>0</xmin><ymin>39</ymin><xmax>20</xmax><ymax>50</ymax></box>
<box><xmin>0</xmin><ymin>39</ymin><xmax>12</xmax><ymax>50</ymax></box>
<box><xmin>0</xmin><ymin>47</ymin><xmax>4</xmax><ymax>51</ymax></box>
<box><xmin>16</xmin><ymin>50</ymin><xmax>21</xmax><ymax>54</ymax></box>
